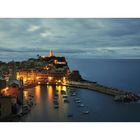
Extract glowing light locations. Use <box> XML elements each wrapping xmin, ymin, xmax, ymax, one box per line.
<box><xmin>36</xmin><ymin>76</ymin><xmax>40</xmax><ymax>79</ymax></box>
<box><xmin>24</xmin><ymin>91</ymin><xmax>28</xmax><ymax>100</ymax></box>
<box><xmin>35</xmin><ymin>85</ymin><xmax>41</xmax><ymax>104</ymax></box>
<box><xmin>5</xmin><ymin>87</ymin><xmax>9</xmax><ymax>91</ymax></box>
<box><xmin>63</xmin><ymin>77</ymin><xmax>67</xmax><ymax>84</ymax></box>
<box><xmin>48</xmin><ymin>76</ymin><xmax>53</xmax><ymax>81</ymax></box>
<box><xmin>17</xmin><ymin>75</ymin><xmax>20</xmax><ymax>79</ymax></box>
<box><xmin>56</xmin><ymin>86</ymin><xmax>61</xmax><ymax>92</ymax></box>
<box><xmin>62</xmin><ymin>86</ymin><xmax>67</xmax><ymax>92</ymax></box>
<box><xmin>38</xmin><ymin>82</ymin><xmax>41</xmax><ymax>84</ymax></box>
<box><xmin>57</xmin><ymin>61</ymin><xmax>66</xmax><ymax>64</ymax></box>
<box><xmin>28</xmin><ymin>78</ymin><xmax>31</xmax><ymax>80</ymax></box>
<box><xmin>24</xmin><ymin>78</ymin><xmax>27</xmax><ymax>83</ymax></box>
<box><xmin>54</xmin><ymin>60</ymin><xmax>58</xmax><ymax>64</ymax></box>
<box><xmin>47</xmin><ymin>86</ymin><xmax>53</xmax><ymax>112</ymax></box>
<box><xmin>41</xmin><ymin>56</ymin><xmax>46</xmax><ymax>58</ymax></box>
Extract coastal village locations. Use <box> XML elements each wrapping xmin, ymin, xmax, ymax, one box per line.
<box><xmin>0</xmin><ymin>50</ymin><xmax>74</xmax><ymax>121</ymax></box>
<box><xmin>0</xmin><ymin>50</ymin><xmax>139</xmax><ymax>121</ymax></box>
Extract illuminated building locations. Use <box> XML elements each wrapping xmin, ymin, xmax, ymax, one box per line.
<box><xmin>49</xmin><ymin>50</ymin><xmax>54</xmax><ymax>57</ymax></box>
<box><xmin>7</xmin><ymin>50</ymin><xmax>71</xmax><ymax>86</ymax></box>
<box><xmin>16</xmin><ymin>71</ymin><xmax>38</xmax><ymax>84</ymax></box>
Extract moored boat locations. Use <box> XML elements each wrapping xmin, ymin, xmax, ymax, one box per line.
<box><xmin>82</xmin><ymin>110</ymin><xmax>89</xmax><ymax>114</ymax></box>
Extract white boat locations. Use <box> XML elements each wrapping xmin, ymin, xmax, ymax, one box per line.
<box><xmin>79</xmin><ymin>104</ymin><xmax>84</xmax><ymax>107</ymax></box>
<box><xmin>63</xmin><ymin>95</ymin><xmax>68</xmax><ymax>98</ymax></box>
<box><xmin>82</xmin><ymin>111</ymin><xmax>89</xmax><ymax>114</ymax></box>
<box><xmin>54</xmin><ymin>105</ymin><xmax>59</xmax><ymax>109</ymax></box>
<box><xmin>71</xmin><ymin>93</ymin><xmax>76</xmax><ymax>96</ymax></box>
<box><xmin>75</xmin><ymin>100</ymin><xmax>81</xmax><ymax>103</ymax></box>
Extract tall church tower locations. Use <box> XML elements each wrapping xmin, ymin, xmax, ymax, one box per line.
<box><xmin>49</xmin><ymin>50</ymin><xmax>54</xmax><ymax>57</ymax></box>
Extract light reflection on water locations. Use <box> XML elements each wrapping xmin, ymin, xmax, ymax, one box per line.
<box><xmin>35</xmin><ymin>85</ymin><xmax>41</xmax><ymax>104</ymax></box>
<box><xmin>22</xmin><ymin>85</ymin><xmax>71</xmax><ymax>122</ymax></box>
<box><xmin>22</xmin><ymin>84</ymin><xmax>140</xmax><ymax>122</ymax></box>
<box><xmin>23</xmin><ymin>90</ymin><xmax>28</xmax><ymax>101</ymax></box>
<box><xmin>47</xmin><ymin>85</ymin><xmax>54</xmax><ymax>115</ymax></box>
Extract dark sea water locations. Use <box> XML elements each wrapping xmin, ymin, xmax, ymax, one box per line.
<box><xmin>20</xmin><ymin>59</ymin><xmax>140</xmax><ymax>122</ymax></box>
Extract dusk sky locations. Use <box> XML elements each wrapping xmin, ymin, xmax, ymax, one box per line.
<box><xmin>0</xmin><ymin>18</ymin><xmax>140</xmax><ymax>59</ymax></box>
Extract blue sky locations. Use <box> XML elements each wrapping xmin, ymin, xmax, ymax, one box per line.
<box><xmin>0</xmin><ymin>18</ymin><xmax>140</xmax><ymax>59</ymax></box>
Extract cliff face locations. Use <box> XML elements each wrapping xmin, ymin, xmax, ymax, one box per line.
<box><xmin>68</xmin><ymin>70</ymin><xmax>84</xmax><ymax>81</ymax></box>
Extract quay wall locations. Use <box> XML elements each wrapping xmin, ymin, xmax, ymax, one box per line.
<box><xmin>67</xmin><ymin>81</ymin><xmax>133</xmax><ymax>96</ymax></box>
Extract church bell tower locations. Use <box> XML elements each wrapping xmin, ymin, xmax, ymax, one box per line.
<box><xmin>49</xmin><ymin>50</ymin><xmax>54</xmax><ymax>57</ymax></box>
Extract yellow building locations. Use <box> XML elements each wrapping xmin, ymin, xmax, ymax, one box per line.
<box><xmin>16</xmin><ymin>71</ymin><xmax>38</xmax><ymax>84</ymax></box>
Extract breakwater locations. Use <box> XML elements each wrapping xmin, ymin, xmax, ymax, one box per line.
<box><xmin>67</xmin><ymin>81</ymin><xmax>139</xmax><ymax>102</ymax></box>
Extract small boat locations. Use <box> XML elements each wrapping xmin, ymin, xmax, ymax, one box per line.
<box><xmin>53</xmin><ymin>101</ymin><xmax>59</xmax><ymax>105</ymax></box>
<box><xmin>54</xmin><ymin>105</ymin><xmax>59</xmax><ymax>109</ymax></box>
<box><xmin>75</xmin><ymin>100</ymin><xmax>81</xmax><ymax>103</ymax></box>
<box><xmin>82</xmin><ymin>111</ymin><xmax>89</xmax><ymax>114</ymax></box>
<box><xmin>63</xmin><ymin>95</ymin><xmax>68</xmax><ymax>98</ymax></box>
<box><xmin>64</xmin><ymin>99</ymin><xmax>69</xmax><ymax>103</ymax></box>
<box><xmin>53</xmin><ymin>98</ymin><xmax>58</xmax><ymax>101</ymax></box>
<box><xmin>74</xmin><ymin>98</ymin><xmax>80</xmax><ymax>101</ymax></box>
<box><xmin>53</xmin><ymin>96</ymin><xmax>58</xmax><ymax>99</ymax></box>
<box><xmin>61</xmin><ymin>89</ymin><xmax>65</xmax><ymax>92</ymax></box>
<box><xmin>79</xmin><ymin>104</ymin><xmax>84</xmax><ymax>107</ymax></box>
<box><xmin>67</xmin><ymin>114</ymin><xmax>73</xmax><ymax>117</ymax></box>
<box><xmin>71</xmin><ymin>93</ymin><xmax>76</xmax><ymax>96</ymax></box>
<box><xmin>69</xmin><ymin>89</ymin><xmax>75</xmax><ymax>92</ymax></box>
<box><xmin>61</xmin><ymin>92</ymin><xmax>66</xmax><ymax>95</ymax></box>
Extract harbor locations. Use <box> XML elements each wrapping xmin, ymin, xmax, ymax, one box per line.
<box><xmin>14</xmin><ymin>84</ymin><xmax>140</xmax><ymax>122</ymax></box>
<box><xmin>67</xmin><ymin>81</ymin><xmax>140</xmax><ymax>102</ymax></box>
<box><xmin>0</xmin><ymin>51</ymin><xmax>140</xmax><ymax>121</ymax></box>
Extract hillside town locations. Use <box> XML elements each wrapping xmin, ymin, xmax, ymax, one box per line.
<box><xmin>0</xmin><ymin>50</ymin><xmax>74</xmax><ymax>121</ymax></box>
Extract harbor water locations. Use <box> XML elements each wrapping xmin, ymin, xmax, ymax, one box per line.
<box><xmin>20</xmin><ymin>59</ymin><xmax>140</xmax><ymax>122</ymax></box>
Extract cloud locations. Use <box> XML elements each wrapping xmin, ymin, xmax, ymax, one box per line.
<box><xmin>0</xmin><ymin>18</ymin><xmax>140</xmax><ymax>59</ymax></box>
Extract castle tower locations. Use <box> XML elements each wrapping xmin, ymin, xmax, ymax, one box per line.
<box><xmin>49</xmin><ymin>50</ymin><xmax>54</xmax><ymax>57</ymax></box>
